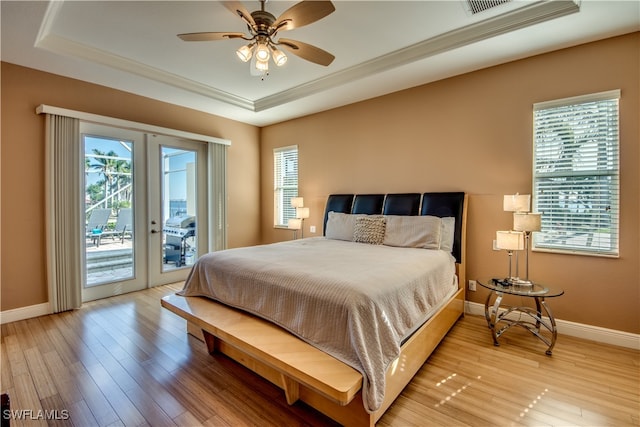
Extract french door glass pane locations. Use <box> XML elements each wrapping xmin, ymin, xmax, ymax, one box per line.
<box><xmin>84</xmin><ymin>135</ymin><xmax>134</xmax><ymax>286</ymax></box>
<box><xmin>161</xmin><ymin>146</ymin><xmax>197</xmax><ymax>272</ymax></box>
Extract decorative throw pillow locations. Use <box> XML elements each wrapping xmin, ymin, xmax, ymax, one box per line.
<box><xmin>353</xmin><ymin>216</ymin><xmax>386</xmax><ymax>245</ymax></box>
<box><xmin>383</xmin><ymin>215</ymin><xmax>441</xmax><ymax>249</ymax></box>
<box><xmin>325</xmin><ymin>212</ymin><xmax>357</xmax><ymax>241</ymax></box>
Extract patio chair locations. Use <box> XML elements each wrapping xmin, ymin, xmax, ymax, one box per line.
<box><xmin>86</xmin><ymin>208</ymin><xmax>112</xmax><ymax>247</ymax></box>
<box><xmin>109</xmin><ymin>208</ymin><xmax>133</xmax><ymax>243</ymax></box>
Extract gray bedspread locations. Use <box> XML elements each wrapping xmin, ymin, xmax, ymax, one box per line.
<box><xmin>178</xmin><ymin>237</ymin><xmax>457</xmax><ymax>413</ymax></box>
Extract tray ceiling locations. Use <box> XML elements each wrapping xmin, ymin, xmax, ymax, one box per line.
<box><xmin>1</xmin><ymin>1</ymin><xmax>638</xmax><ymax>126</ymax></box>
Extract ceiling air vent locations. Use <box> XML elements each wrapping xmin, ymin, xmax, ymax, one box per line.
<box><xmin>465</xmin><ymin>0</ymin><xmax>511</xmax><ymax>15</ymax></box>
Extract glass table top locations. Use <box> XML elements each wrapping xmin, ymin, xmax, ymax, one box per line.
<box><xmin>479</xmin><ymin>278</ymin><xmax>564</xmax><ymax>297</ymax></box>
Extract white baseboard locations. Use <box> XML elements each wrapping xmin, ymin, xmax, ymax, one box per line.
<box><xmin>0</xmin><ymin>303</ymin><xmax>51</xmax><ymax>325</ymax></box>
<box><xmin>465</xmin><ymin>301</ymin><xmax>640</xmax><ymax>351</ymax></box>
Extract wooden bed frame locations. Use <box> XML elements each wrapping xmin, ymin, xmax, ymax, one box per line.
<box><xmin>161</xmin><ymin>192</ymin><xmax>467</xmax><ymax>426</ymax></box>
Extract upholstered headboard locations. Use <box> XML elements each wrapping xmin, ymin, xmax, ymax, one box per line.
<box><xmin>323</xmin><ymin>192</ymin><xmax>466</xmax><ymax>264</ymax></box>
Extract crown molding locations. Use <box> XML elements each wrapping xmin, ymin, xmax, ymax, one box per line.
<box><xmin>35</xmin><ymin>1</ymin><xmax>254</xmax><ymax>111</ymax></box>
<box><xmin>35</xmin><ymin>0</ymin><xmax>579</xmax><ymax>115</ymax></box>
<box><xmin>254</xmin><ymin>1</ymin><xmax>580</xmax><ymax>111</ymax></box>
<box><xmin>35</xmin><ymin>33</ymin><xmax>256</xmax><ymax>111</ymax></box>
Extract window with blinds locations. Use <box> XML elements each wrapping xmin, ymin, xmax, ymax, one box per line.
<box><xmin>532</xmin><ymin>90</ymin><xmax>620</xmax><ymax>256</ymax></box>
<box><xmin>273</xmin><ymin>145</ymin><xmax>298</xmax><ymax>227</ymax></box>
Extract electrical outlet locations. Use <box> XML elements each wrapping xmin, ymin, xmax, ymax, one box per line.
<box><xmin>468</xmin><ymin>280</ymin><xmax>477</xmax><ymax>291</ymax></box>
<box><xmin>310</xmin><ymin>225</ymin><xmax>316</xmax><ymax>233</ymax></box>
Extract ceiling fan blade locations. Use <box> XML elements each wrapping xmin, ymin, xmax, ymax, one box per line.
<box><xmin>272</xmin><ymin>1</ymin><xmax>335</xmax><ymax>31</ymax></box>
<box><xmin>278</xmin><ymin>38</ymin><xmax>335</xmax><ymax>66</ymax></box>
<box><xmin>222</xmin><ymin>1</ymin><xmax>256</xmax><ymax>28</ymax></box>
<box><xmin>178</xmin><ymin>32</ymin><xmax>246</xmax><ymax>42</ymax></box>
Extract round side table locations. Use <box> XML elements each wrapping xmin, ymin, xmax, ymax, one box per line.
<box><xmin>478</xmin><ymin>278</ymin><xmax>564</xmax><ymax>355</ymax></box>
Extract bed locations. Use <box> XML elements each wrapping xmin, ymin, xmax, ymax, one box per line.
<box><xmin>161</xmin><ymin>192</ymin><xmax>467</xmax><ymax>426</ymax></box>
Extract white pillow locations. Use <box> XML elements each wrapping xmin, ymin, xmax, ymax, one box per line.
<box><xmin>325</xmin><ymin>212</ymin><xmax>357</xmax><ymax>241</ymax></box>
<box><xmin>383</xmin><ymin>215</ymin><xmax>441</xmax><ymax>249</ymax></box>
<box><xmin>440</xmin><ymin>217</ymin><xmax>456</xmax><ymax>253</ymax></box>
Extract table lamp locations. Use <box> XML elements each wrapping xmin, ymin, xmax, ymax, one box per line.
<box><xmin>288</xmin><ymin>218</ymin><xmax>302</xmax><ymax>239</ymax></box>
<box><xmin>503</xmin><ymin>194</ymin><xmax>531</xmax><ymax>213</ymax></box>
<box><xmin>496</xmin><ymin>230</ymin><xmax>525</xmax><ymax>284</ymax></box>
<box><xmin>290</xmin><ymin>197</ymin><xmax>309</xmax><ymax>238</ymax></box>
<box><xmin>296</xmin><ymin>207</ymin><xmax>310</xmax><ymax>238</ymax></box>
<box><xmin>513</xmin><ymin>212</ymin><xmax>541</xmax><ymax>284</ymax></box>
<box><xmin>291</xmin><ymin>197</ymin><xmax>304</xmax><ymax>208</ymax></box>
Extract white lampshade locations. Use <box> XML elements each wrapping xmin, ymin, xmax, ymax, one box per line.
<box><xmin>236</xmin><ymin>44</ymin><xmax>253</xmax><ymax>62</ymax></box>
<box><xmin>291</xmin><ymin>197</ymin><xmax>304</xmax><ymax>208</ymax></box>
<box><xmin>255</xmin><ymin>59</ymin><xmax>269</xmax><ymax>72</ymax></box>
<box><xmin>296</xmin><ymin>207</ymin><xmax>310</xmax><ymax>219</ymax></box>
<box><xmin>255</xmin><ymin>43</ymin><xmax>270</xmax><ymax>61</ymax></box>
<box><xmin>513</xmin><ymin>212</ymin><xmax>541</xmax><ymax>232</ymax></box>
<box><xmin>496</xmin><ymin>231</ymin><xmax>525</xmax><ymax>250</ymax></box>
<box><xmin>287</xmin><ymin>218</ymin><xmax>302</xmax><ymax>230</ymax></box>
<box><xmin>503</xmin><ymin>194</ymin><xmax>531</xmax><ymax>212</ymax></box>
<box><xmin>270</xmin><ymin>46</ymin><xmax>287</xmax><ymax>66</ymax></box>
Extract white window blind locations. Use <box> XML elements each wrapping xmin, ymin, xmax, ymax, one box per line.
<box><xmin>532</xmin><ymin>90</ymin><xmax>620</xmax><ymax>256</ymax></box>
<box><xmin>273</xmin><ymin>145</ymin><xmax>298</xmax><ymax>227</ymax></box>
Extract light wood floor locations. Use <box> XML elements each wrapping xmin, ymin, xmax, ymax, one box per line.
<box><xmin>1</xmin><ymin>283</ymin><xmax>638</xmax><ymax>426</ymax></box>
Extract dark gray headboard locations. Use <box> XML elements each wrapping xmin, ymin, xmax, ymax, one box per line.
<box><xmin>323</xmin><ymin>192</ymin><xmax>466</xmax><ymax>264</ymax></box>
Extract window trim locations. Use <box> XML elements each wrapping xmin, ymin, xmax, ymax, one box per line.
<box><xmin>273</xmin><ymin>145</ymin><xmax>298</xmax><ymax>228</ymax></box>
<box><xmin>532</xmin><ymin>89</ymin><xmax>620</xmax><ymax>257</ymax></box>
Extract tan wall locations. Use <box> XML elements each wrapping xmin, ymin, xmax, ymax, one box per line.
<box><xmin>261</xmin><ymin>33</ymin><xmax>640</xmax><ymax>334</ymax></box>
<box><xmin>1</xmin><ymin>62</ymin><xmax>261</xmax><ymax>311</ymax></box>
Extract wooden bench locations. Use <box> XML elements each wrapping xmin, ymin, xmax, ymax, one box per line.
<box><xmin>161</xmin><ymin>287</ymin><xmax>464</xmax><ymax>426</ymax></box>
<box><xmin>161</xmin><ymin>294</ymin><xmax>368</xmax><ymax>423</ymax></box>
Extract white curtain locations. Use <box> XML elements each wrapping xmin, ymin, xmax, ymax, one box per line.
<box><xmin>45</xmin><ymin>114</ymin><xmax>82</xmax><ymax>312</ymax></box>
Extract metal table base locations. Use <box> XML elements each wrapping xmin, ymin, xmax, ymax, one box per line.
<box><xmin>484</xmin><ymin>290</ymin><xmax>559</xmax><ymax>355</ymax></box>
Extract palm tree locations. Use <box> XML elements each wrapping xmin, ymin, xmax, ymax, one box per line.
<box><xmin>112</xmin><ymin>157</ymin><xmax>132</xmax><ymax>207</ymax></box>
<box><xmin>89</xmin><ymin>149</ymin><xmax>119</xmax><ymax>208</ymax></box>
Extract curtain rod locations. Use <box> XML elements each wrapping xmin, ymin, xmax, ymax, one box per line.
<box><xmin>36</xmin><ymin>104</ymin><xmax>231</xmax><ymax>146</ymax></box>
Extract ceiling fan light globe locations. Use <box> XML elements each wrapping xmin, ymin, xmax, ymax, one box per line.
<box><xmin>255</xmin><ymin>43</ymin><xmax>270</xmax><ymax>61</ymax></box>
<box><xmin>255</xmin><ymin>59</ymin><xmax>269</xmax><ymax>72</ymax></box>
<box><xmin>236</xmin><ymin>45</ymin><xmax>253</xmax><ymax>62</ymax></box>
<box><xmin>271</xmin><ymin>47</ymin><xmax>287</xmax><ymax>66</ymax></box>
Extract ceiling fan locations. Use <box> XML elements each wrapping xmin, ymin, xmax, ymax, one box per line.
<box><xmin>178</xmin><ymin>0</ymin><xmax>335</xmax><ymax>77</ymax></box>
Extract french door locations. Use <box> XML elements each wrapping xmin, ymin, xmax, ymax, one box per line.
<box><xmin>147</xmin><ymin>134</ymin><xmax>208</xmax><ymax>285</ymax></box>
<box><xmin>81</xmin><ymin>123</ymin><xmax>208</xmax><ymax>302</ymax></box>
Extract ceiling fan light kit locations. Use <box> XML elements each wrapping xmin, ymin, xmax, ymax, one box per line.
<box><xmin>178</xmin><ymin>0</ymin><xmax>335</xmax><ymax>78</ymax></box>
<box><xmin>235</xmin><ymin>37</ymin><xmax>287</xmax><ymax>78</ymax></box>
